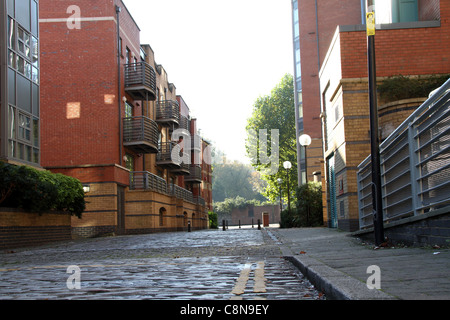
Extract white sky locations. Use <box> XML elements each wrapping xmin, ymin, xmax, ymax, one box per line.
<box><xmin>123</xmin><ymin>0</ymin><xmax>294</xmax><ymax>163</ymax></box>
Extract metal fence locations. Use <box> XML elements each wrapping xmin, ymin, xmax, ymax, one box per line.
<box><xmin>357</xmin><ymin>78</ymin><xmax>450</xmax><ymax>229</ymax></box>
<box><xmin>129</xmin><ymin>171</ymin><xmax>200</xmax><ymax>205</ymax></box>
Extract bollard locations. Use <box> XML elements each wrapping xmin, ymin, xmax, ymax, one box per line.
<box><xmin>222</xmin><ymin>220</ymin><xmax>226</xmax><ymax>231</ymax></box>
<box><xmin>239</xmin><ymin>220</ymin><xmax>241</xmax><ymax>229</ymax></box>
<box><xmin>252</xmin><ymin>219</ymin><xmax>254</xmax><ymax>228</ymax></box>
<box><xmin>257</xmin><ymin>219</ymin><xmax>261</xmax><ymax>230</ymax></box>
<box><xmin>188</xmin><ymin>221</ymin><xmax>191</xmax><ymax>232</ymax></box>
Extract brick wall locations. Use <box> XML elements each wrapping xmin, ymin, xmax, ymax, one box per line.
<box><xmin>229</xmin><ymin>205</ymin><xmax>281</xmax><ymax>226</ymax></box>
<box><xmin>319</xmin><ymin>1</ymin><xmax>450</xmax><ymax>231</ymax></box>
<box><xmin>339</xmin><ymin>12</ymin><xmax>450</xmax><ymax>79</ymax></box>
<box><xmin>0</xmin><ymin>208</ymin><xmax>71</xmax><ymax>249</ymax></box>
<box><xmin>356</xmin><ymin>210</ymin><xmax>450</xmax><ymax>247</ymax></box>
<box><xmin>125</xmin><ymin>188</ymin><xmax>207</xmax><ymax>234</ymax></box>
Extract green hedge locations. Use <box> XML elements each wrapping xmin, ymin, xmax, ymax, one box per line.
<box><xmin>379</xmin><ymin>74</ymin><xmax>449</xmax><ymax>102</ymax></box>
<box><xmin>0</xmin><ymin>162</ymin><xmax>85</xmax><ymax>218</ymax></box>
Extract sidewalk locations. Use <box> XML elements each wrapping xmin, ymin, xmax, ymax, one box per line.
<box><xmin>268</xmin><ymin>227</ymin><xmax>449</xmax><ymax>300</ymax></box>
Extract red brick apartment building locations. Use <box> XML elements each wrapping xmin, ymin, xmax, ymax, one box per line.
<box><xmin>39</xmin><ymin>0</ymin><xmax>212</xmax><ymax>238</ymax></box>
<box><xmin>293</xmin><ymin>0</ymin><xmax>449</xmax><ymax>230</ymax></box>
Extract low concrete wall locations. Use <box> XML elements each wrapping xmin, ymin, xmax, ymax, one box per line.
<box><xmin>353</xmin><ymin>208</ymin><xmax>450</xmax><ymax>247</ymax></box>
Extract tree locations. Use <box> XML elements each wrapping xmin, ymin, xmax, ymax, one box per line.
<box><xmin>212</xmin><ymin>161</ymin><xmax>267</xmax><ymax>202</ymax></box>
<box><xmin>246</xmin><ymin>74</ymin><xmax>297</xmax><ymax>202</ymax></box>
<box><xmin>280</xmin><ymin>182</ymin><xmax>323</xmax><ymax>228</ymax></box>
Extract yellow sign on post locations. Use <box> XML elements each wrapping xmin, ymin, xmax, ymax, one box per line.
<box><xmin>366</xmin><ymin>12</ymin><xmax>375</xmax><ymax>36</ymax></box>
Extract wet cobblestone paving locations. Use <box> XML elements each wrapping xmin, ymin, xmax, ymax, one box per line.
<box><xmin>0</xmin><ymin>228</ymin><xmax>324</xmax><ymax>300</ymax></box>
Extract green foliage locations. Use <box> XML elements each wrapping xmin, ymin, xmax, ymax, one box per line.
<box><xmin>379</xmin><ymin>74</ymin><xmax>449</xmax><ymax>102</ymax></box>
<box><xmin>213</xmin><ymin>196</ymin><xmax>270</xmax><ymax>216</ymax></box>
<box><xmin>280</xmin><ymin>182</ymin><xmax>323</xmax><ymax>228</ymax></box>
<box><xmin>0</xmin><ymin>162</ymin><xmax>85</xmax><ymax>218</ymax></box>
<box><xmin>212</xmin><ymin>161</ymin><xmax>267</xmax><ymax>202</ymax></box>
<box><xmin>245</xmin><ymin>74</ymin><xmax>298</xmax><ymax>202</ymax></box>
<box><xmin>208</xmin><ymin>211</ymin><xmax>218</xmax><ymax>229</ymax></box>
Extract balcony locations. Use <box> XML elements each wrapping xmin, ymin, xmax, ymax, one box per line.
<box><xmin>185</xmin><ymin>165</ymin><xmax>202</xmax><ymax>183</ymax></box>
<box><xmin>177</xmin><ymin>115</ymin><xmax>190</xmax><ymax>136</ymax></box>
<box><xmin>156</xmin><ymin>142</ymin><xmax>181</xmax><ymax>169</ymax></box>
<box><xmin>171</xmin><ymin>162</ymin><xmax>190</xmax><ymax>176</ymax></box>
<box><xmin>129</xmin><ymin>171</ymin><xmax>168</xmax><ymax>194</ymax></box>
<box><xmin>123</xmin><ymin>116</ymin><xmax>159</xmax><ymax>154</ymax></box>
<box><xmin>124</xmin><ymin>62</ymin><xmax>157</xmax><ymax>101</ymax></box>
<box><xmin>191</xmin><ymin>134</ymin><xmax>202</xmax><ymax>153</ymax></box>
<box><xmin>156</xmin><ymin>100</ymin><xmax>180</xmax><ymax>127</ymax></box>
<box><xmin>170</xmin><ymin>184</ymin><xmax>194</xmax><ymax>203</ymax></box>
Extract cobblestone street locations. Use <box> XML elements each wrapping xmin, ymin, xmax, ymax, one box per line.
<box><xmin>0</xmin><ymin>228</ymin><xmax>324</xmax><ymax>300</ymax></box>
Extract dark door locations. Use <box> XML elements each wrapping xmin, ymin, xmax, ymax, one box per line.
<box><xmin>117</xmin><ymin>186</ymin><xmax>125</xmax><ymax>234</ymax></box>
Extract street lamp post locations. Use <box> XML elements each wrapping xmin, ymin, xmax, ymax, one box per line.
<box><xmin>366</xmin><ymin>2</ymin><xmax>384</xmax><ymax>246</ymax></box>
<box><xmin>283</xmin><ymin>161</ymin><xmax>292</xmax><ymax>214</ymax></box>
<box><xmin>277</xmin><ymin>178</ymin><xmax>283</xmax><ymax>211</ymax></box>
<box><xmin>299</xmin><ymin>134</ymin><xmax>312</xmax><ymax>184</ymax></box>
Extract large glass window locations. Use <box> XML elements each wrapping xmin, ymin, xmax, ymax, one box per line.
<box><xmin>5</xmin><ymin>3</ymin><xmax>40</xmax><ymax>165</ymax></box>
<box><xmin>18</xmin><ymin>113</ymin><xmax>31</xmax><ymax>142</ymax></box>
<box><xmin>363</xmin><ymin>0</ymin><xmax>418</xmax><ymax>24</ymax></box>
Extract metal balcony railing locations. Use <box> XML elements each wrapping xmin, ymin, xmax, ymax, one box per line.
<box><xmin>185</xmin><ymin>165</ymin><xmax>202</xmax><ymax>183</ymax></box>
<box><xmin>357</xmin><ymin>78</ymin><xmax>450</xmax><ymax>229</ymax></box>
<box><xmin>156</xmin><ymin>141</ymin><xmax>181</xmax><ymax>168</ymax></box>
<box><xmin>129</xmin><ymin>171</ymin><xmax>168</xmax><ymax>194</ymax></box>
<box><xmin>156</xmin><ymin>100</ymin><xmax>180</xmax><ymax>126</ymax></box>
<box><xmin>123</xmin><ymin>116</ymin><xmax>159</xmax><ymax>154</ymax></box>
<box><xmin>124</xmin><ymin>62</ymin><xmax>156</xmax><ymax>100</ymax></box>
<box><xmin>170</xmin><ymin>184</ymin><xmax>194</xmax><ymax>203</ymax></box>
<box><xmin>194</xmin><ymin>196</ymin><xmax>206</xmax><ymax>207</ymax></box>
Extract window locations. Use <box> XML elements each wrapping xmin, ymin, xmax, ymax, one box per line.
<box><xmin>125</xmin><ymin>153</ymin><xmax>135</xmax><ymax>172</ymax></box>
<box><xmin>8</xmin><ymin>17</ymin><xmax>15</xmax><ymax>48</ymax></box>
<box><xmin>8</xmin><ymin>21</ymin><xmax>39</xmax><ymax>84</ymax></box>
<box><xmin>363</xmin><ymin>0</ymin><xmax>418</xmax><ymax>24</ymax></box>
<box><xmin>125</xmin><ymin>47</ymin><xmax>130</xmax><ymax>64</ymax></box>
<box><xmin>125</xmin><ymin>101</ymin><xmax>133</xmax><ymax>118</ymax></box>
<box><xmin>18</xmin><ymin>113</ymin><xmax>31</xmax><ymax>142</ymax></box>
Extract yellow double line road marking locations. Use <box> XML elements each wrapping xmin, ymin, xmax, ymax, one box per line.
<box><xmin>230</xmin><ymin>261</ymin><xmax>266</xmax><ymax>299</ymax></box>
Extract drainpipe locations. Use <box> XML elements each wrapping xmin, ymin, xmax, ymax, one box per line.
<box><xmin>116</xmin><ymin>5</ymin><xmax>122</xmax><ymax>167</ymax></box>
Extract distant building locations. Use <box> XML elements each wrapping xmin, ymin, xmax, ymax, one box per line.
<box><xmin>219</xmin><ymin>204</ymin><xmax>281</xmax><ymax>227</ymax></box>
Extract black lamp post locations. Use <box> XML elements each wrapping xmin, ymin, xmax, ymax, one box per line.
<box><xmin>283</xmin><ymin>161</ymin><xmax>292</xmax><ymax>214</ymax></box>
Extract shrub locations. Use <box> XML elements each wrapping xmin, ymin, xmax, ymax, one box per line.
<box><xmin>280</xmin><ymin>182</ymin><xmax>323</xmax><ymax>228</ymax></box>
<box><xmin>379</xmin><ymin>74</ymin><xmax>449</xmax><ymax>102</ymax></box>
<box><xmin>0</xmin><ymin>162</ymin><xmax>85</xmax><ymax>218</ymax></box>
<box><xmin>208</xmin><ymin>211</ymin><xmax>218</xmax><ymax>229</ymax></box>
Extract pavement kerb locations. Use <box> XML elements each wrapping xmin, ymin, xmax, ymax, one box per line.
<box><xmin>284</xmin><ymin>254</ymin><xmax>395</xmax><ymax>300</ymax></box>
<box><xmin>272</xmin><ymin>231</ymin><xmax>396</xmax><ymax>300</ymax></box>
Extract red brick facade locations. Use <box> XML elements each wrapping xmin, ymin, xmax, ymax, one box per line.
<box><xmin>318</xmin><ymin>0</ymin><xmax>450</xmax><ymax>231</ymax></box>
<box><xmin>39</xmin><ymin>0</ymin><xmax>211</xmax><ymax>237</ymax></box>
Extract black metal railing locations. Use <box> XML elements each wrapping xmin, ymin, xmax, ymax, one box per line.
<box><xmin>185</xmin><ymin>165</ymin><xmax>202</xmax><ymax>183</ymax></box>
<box><xmin>156</xmin><ymin>141</ymin><xmax>181</xmax><ymax>167</ymax></box>
<box><xmin>124</xmin><ymin>62</ymin><xmax>156</xmax><ymax>100</ymax></box>
<box><xmin>156</xmin><ymin>100</ymin><xmax>180</xmax><ymax>126</ymax></box>
<box><xmin>129</xmin><ymin>171</ymin><xmax>168</xmax><ymax>194</ymax></box>
<box><xmin>123</xmin><ymin>116</ymin><xmax>159</xmax><ymax>153</ymax></box>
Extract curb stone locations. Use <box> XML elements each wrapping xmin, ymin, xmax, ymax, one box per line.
<box><xmin>266</xmin><ymin>229</ymin><xmax>396</xmax><ymax>300</ymax></box>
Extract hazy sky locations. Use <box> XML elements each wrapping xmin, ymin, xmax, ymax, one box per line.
<box><xmin>124</xmin><ymin>0</ymin><xmax>294</xmax><ymax>163</ymax></box>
